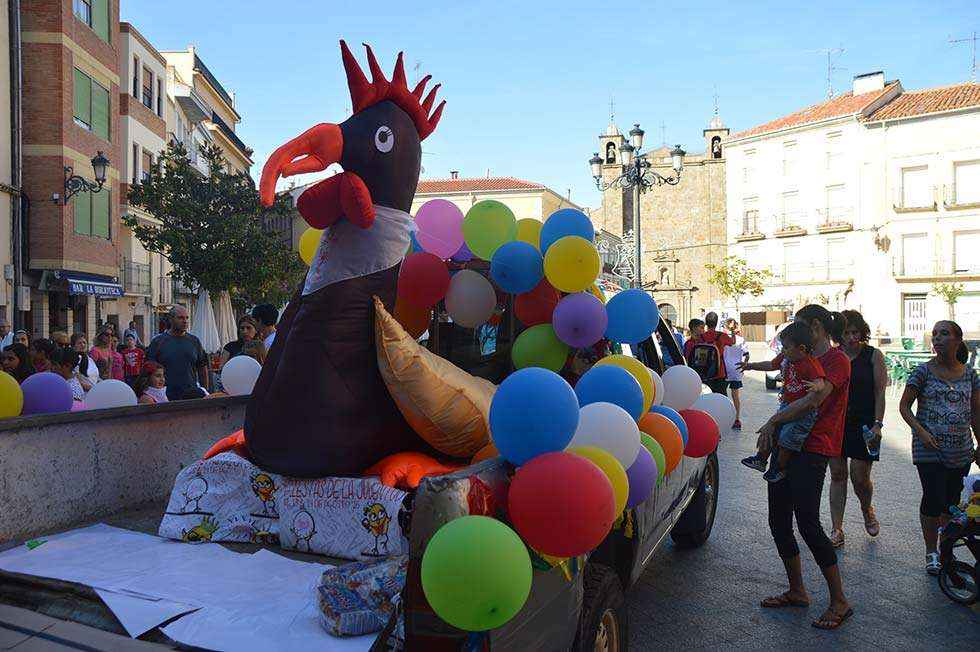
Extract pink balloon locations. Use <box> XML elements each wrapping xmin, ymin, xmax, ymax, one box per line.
<box><xmin>71</xmin><ymin>401</ymin><xmax>87</xmax><ymax>412</ymax></box>
<box><xmin>415</xmin><ymin>199</ymin><xmax>464</xmax><ymax>259</ymax></box>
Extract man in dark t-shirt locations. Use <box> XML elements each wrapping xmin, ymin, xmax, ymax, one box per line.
<box><xmin>147</xmin><ymin>305</ymin><xmax>209</xmax><ymax>400</ymax></box>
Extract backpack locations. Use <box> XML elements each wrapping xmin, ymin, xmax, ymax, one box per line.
<box><xmin>688</xmin><ymin>340</ymin><xmax>720</xmax><ymax>381</ymax></box>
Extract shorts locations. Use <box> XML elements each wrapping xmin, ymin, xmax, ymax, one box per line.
<box><xmin>915</xmin><ymin>463</ymin><xmax>969</xmax><ymax>518</ymax></box>
<box><xmin>775</xmin><ymin>404</ymin><xmax>818</xmax><ymax>453</ymax></box>
<box><xmin>842</xmin><ymin>421</ymin><xmax>879</xmax><ymax>462</ymax></box>
<box><xmin>705</xmin><ymin>379</ymin><xmax>728</xmax><ymax>395</ymax></box>
<box><xmin>727</xmin><ymin>380</ymin><xmax>743</xmax><ymax>390</ymax></box>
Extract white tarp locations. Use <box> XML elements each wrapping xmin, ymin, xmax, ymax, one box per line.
<box><xmin>0</xmin><ymin>524</ymin><xmax>373</xmax><ymax>651</ymax></box>
<box><xmin>190</xmin><ymin>289</ymin><xmax>222</xmax><ymax>353</ymax></box>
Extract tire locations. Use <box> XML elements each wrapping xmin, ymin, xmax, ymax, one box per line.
<box><xmin>572</xmin><ymin>563</ymin><xmax>628</xmax><ymax>652</ymax></box>
<box><xmin>938</xmin><ymin>560</ymin><xmax>979</xmax><ymax>605</ymax></box>
<box><xmin>765</xmin><ymin>375</ymin><xmax>777</xmax><ymax>390</ymax></box>
<box><xmin>671</xmin><ymin>453</ymin><xmax>719</xmax><ymax>548</ymax></box>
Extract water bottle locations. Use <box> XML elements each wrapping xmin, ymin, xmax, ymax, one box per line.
<box><xmin>862</xmin><ymin>425</ymin><xmax>879</xmax><ymax>457</ymax></box>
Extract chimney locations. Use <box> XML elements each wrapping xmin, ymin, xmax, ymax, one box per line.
<box><xmin>853</xmin><ymin>71</ymin><xmax>885</xmax><ymax>95</ymax></box>
<box><xmin>450</xmin><ymin>170</ymin><xmax>459</xmax><ymax>179</ymax></box>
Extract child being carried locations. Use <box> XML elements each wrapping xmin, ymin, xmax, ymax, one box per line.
<box><xmin>741</xmin><ymin>322</ymin><xmax>828</xmax><ymax>482</ymax></box>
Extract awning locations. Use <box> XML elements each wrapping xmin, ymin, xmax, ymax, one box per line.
<box><xmin>62</xmin><ymin>272</ymin><xmax>123</xmax><ymax>297</ymax></box>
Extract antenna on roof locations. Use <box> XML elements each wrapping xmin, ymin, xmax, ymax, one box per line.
<box><xmin>713</xmin><ymin>84</ymin><xmax>720</xmax><ymax>115</ymax></box>
<box><xmin>807</xmin><ymin>47</ymin><xmax>846</xmax><ymax>98</ymax></box>
<box><xmin>949</xmin><ymin>31</ymin><xmax>978</xmax><ymax>82</ymax></box>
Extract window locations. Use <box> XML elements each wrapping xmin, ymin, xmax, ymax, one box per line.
<box><xmin>954</xmin><ymin>293</ymin><xmax>980</xmax><ymax>332</ymax></box>
<box><xmin>743</xmin><ymin>149</ymin><xmax>756</xmax><ymax>186</ymax></box>
<box><xmin>825</xmin><ymin>184</ymin><xmax>846</xmax><ymax>222</ymax></box>
<box><xmin>157</xmin><ymin>79</ymin><xmax>163</xmax><ymax>116</ymax></box>
<box><xmin>901</xmin><ymin>233</ymin><xmax>930</xmax><ymax>276</ymax></box>
<box><xmin>954</xmin><ymin>231</ymin><xmax>980</xmax><ymax>274</ymax></box>
<box><xmin>73</xmin><ymin>68</ymin><xmax>110</xmax><ymax>140</ymax></box>
<box><xmin>73</xmin><ymin>0</ymin><xmax>108</xmax><ymax>42</ymax></box>
<box><xmin>783</xmin><ymin>242</ymin><xmax>804</xmax><ymax>282</ymax></box>
<box><xmin>826</xmin><ymin>237</ymin><xmax>848</xmax><ymax>279</ymax></box>
<box><xmin>73</xmin><ymin>0</ymin><xmax>91</xmax><ymax>27</ymax></box>
<box><xmin>142</xmin><ymin>150</ymin><xmax>153</xmax><ymax>183</ymax></box>
<box><xmin>953</xmin><ymin>160</ymin><xmax>980</xmax><ymax>205</ymax></box>
<box><xmin>742</xmin><ymin>197</ymin><xmax>759</xmax><ymax>234</ymax></box>
<box><xmin>132</xmin><ymin>57</ymin><xmax>139</xmax><ymax>98</ymax></box>
<box><xmin>132</xmin><ymin>143</ymin><xmax>139</xmax><ymax>184</ymax></box>
<box><xmin>902</xmin><ymin>294</ymin><xmax>928</xmax><ymax>338</ymax></box>
<box><xmin>658</xmin><ymin>303</ymin><xmax>678</xmax><ymax>325</ymax></box>
<box><xmin>825</xmin><ymin>132</ymin><xmax>843</xmax><ymax>171</ymax></box>
<box><xmin>782</xmin><ymin>141</ymin><xmax>797</xmax><ymax>178</ymax></box>
<box><xmin>142</xmin><ymin>66</ymin><xmax>153</xmax><ymax>109</ymax></box>
<box><xmin>73</xmin><ymin>188</ymin><xmax>110</xmax><ymax>239</ymax></box>
<box><xmin>900</xmin><ymin>166</ymin><xmax>930</xmax><ymax>208</ymax></box>
<box><xmin>781</xmin><ymin>191</ymin><xmax>801</xmax><ymax>229</ymax></box>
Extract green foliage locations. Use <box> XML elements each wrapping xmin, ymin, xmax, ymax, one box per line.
<box><xmin>931</xmin><ymin>282</ymin><xmax>965</xmax><ymax>306</ymax></box>
<box><xmin>704</xmin><ymin>255</ymin><xmax>773</xmax><ymax>311</ymax></box>
<box><xmin>124</xmin><ymin>141</ymin><xmax>305</xmax><ymax>310</ymax></box>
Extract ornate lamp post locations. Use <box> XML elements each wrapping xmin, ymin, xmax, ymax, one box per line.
<box><xmin>590</xmin><ymin>125</ymin><xmax>684</xmax><ymax>288</ymax></box>
<box><xmin>61</xmin><ymin>151</ymin><xmax>110</xmax><ymax>204</ymax></box>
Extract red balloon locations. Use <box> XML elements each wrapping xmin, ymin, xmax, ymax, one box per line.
<box><xmin>398</xmin><ymin>252</ymin><xmax>450</xmax><ymax>308</ymax></box>
<box><xmin>508</xmin><ymin>451</ymin><xmax>616</xmax><ymax>557</ymax></box>
<box><xmin>514</xmin><ymin>279</ymin><xmax>560</xmax><ymax>326</ymax></box>
<box><xmin>679</xmin><ymin>409</ymin><xmax>720</xmax><ymax>458</ymax></box>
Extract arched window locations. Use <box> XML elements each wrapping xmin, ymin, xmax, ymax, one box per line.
<box><xmin>711</xmin><ymin>136</ymin><xmax>722</xmax><ymax>159</ymax></box>
<box><xmin>658</xmin><ymin>302</ymin><xmax>678</xmax><ymax>326</ymax></box>
<box><xmin>605</xmin><ymin>142</ymin><xmax>617</xmax><ymax>164</ymax></box>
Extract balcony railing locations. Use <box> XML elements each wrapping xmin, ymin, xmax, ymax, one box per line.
<box><xmin>210</xmin><ymin>111</ymin><xmax>253</xmax><ymax>158</ymax></box>
<box><xmin>893</xmin><ymin>186</ymin><xmax>937</xmax><ymax>212</ymax></box>
<box><xmin>770</xmin><ymin>260</ymin><xmax>854</xmax><ymax>283</ymax></box>
<box><xmin>944</xmin><ymin>183</ymin><xmax>980</xmax><ymax>209</ymax></box>
<box><xmin>893</xmin><ymin>256</ymin><xmax>980</xmax><ymax>278</ymax></box>
<box><xmin>173</xmin><ymin>276</ymin><xmax>196</xmax><ymax>295</ymax></box>
<box><xmin>775</xmin><ymin>211</ymin><xmax>807</xmax><ymax>236</ymax></box>
<box><xmin>121</xmin><ymin>260</ymin><xmax>151</xmax><ymax>296</ymax></box>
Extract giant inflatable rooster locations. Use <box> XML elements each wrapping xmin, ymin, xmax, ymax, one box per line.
<box><xmin>241</xmin><ymin>41</ymin><xmax>446</xmax><ymax>479</ymax></box>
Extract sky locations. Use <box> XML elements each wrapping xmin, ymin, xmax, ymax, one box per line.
<box><xmin>122</xmin><ymin>0</ymin><xmax>980</xmax><ymax>209</ymax></box>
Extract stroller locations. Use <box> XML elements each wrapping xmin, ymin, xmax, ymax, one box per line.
<box><xmin>937</xmin><ymin>478</ymin><xmax>980</xmax><ymax>605</ymax></box>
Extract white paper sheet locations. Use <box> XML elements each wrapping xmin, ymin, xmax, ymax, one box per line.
<box><xmin>94</xmin><ymin>589</ymin><xmax>198</xmax><ymax>638</ymax></box>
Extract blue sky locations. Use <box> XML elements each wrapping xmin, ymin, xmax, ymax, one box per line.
<box><xmin>122</xmin><ymin>0</ymin><xmax>979</xmax><ymax>209</ymax></box>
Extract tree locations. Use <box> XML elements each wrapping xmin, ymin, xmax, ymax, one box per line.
<box><xmin>704</xmin><ymin>255</ymin><xmax>773</xmax><ymax>315</ymax></box>
<box><xmin>124</xmin><ymin>141</ymin><xmax>305</xmax><ymax>311</ymax></box>
<box><xmin>931</xmin><ymin>282</ymin><xmax>965</xmax><ymax>319</ymax></box>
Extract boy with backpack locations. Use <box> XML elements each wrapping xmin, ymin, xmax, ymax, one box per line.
<box><xmin>685</xmin><ymin>312</ymin><xmax>734</xmax><ymax>394</ymax></box>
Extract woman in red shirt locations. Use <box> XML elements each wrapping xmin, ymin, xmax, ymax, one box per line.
<box><xmin>755</xmin><ymin>304</ymin><xmax>852</xmax><ymax>630</ymax></box>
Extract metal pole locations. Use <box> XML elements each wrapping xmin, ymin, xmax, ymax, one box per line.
<box><xmin>632</xmin><ymin>173</ymin><xmax>641</xmax><ymax>289</ymax></box>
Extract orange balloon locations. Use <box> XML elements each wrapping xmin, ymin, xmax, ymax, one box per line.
<box><xmin>638</xmin><ymin>413</ymin><xmax>683</xmax><ymax>475</ymax></box>
<box><xmin>394</xmin><ymin>296</ymin><xmax>432</xmax><ymax>338</ymax></box>
<box><xmin>472</xmin><ymin>442</ymin><xmax>499</xmax><ymax>464</ymax></box>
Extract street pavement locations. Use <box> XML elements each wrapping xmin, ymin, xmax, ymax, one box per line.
<box><xmin>629</xmin><ymin>369</ymin><xmax>980</xmax><ymax>651</ymax></box>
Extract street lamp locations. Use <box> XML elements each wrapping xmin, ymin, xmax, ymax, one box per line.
<box><xmin>61</xmin><ymin>151</ymin><xmax>110</xmax><ymax>204</ymax></box>
<box><xmin>590</xmin><ymin>124</ymin><xmax>685</xmax><ymax>288</ymax></box>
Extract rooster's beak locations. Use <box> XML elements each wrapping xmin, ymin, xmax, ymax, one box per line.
<box><xmin>259</xmin><ymin>123</ymin><xmax>344</xmax><ymax>207</ymax></box>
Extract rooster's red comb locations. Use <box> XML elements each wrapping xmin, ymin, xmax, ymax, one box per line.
<box><xmin>340</xmin><ymin>40</ymin><xmax>445</xmax><ymax>141</ymax></box>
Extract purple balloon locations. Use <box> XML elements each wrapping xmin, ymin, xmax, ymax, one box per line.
<box><xmin>415</xmin><ymin>199</ymin><xmax>465</xmax><ymax>259</ymax></box>
<box><xmin>552</xmin><ymin>292</ymin><xmax>608</xmax><ymax>348</ymax></box>
<box><xmin>452</xmin><ymin>241</ymin><xmax>475</xmax><ymax>262</ymax></box>
<box><xmin>21</xmin><ymin>371</ymin><xmax>73</xmax><ymax>415</ymax></box>
<box><xmin>626</xmin><ymin>446</ymin><xmax>657</xmax><ymax>508</ymax></box>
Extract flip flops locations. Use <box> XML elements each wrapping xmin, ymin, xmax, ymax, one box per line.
<box><xmin>761</xmin><ymin>592</ymin><xmax>810</xmax><ymax>608</ymax></box>
<box><xmin>812</xmin><ymin>607</ymin><xmax>854</xmax><ymax>630</ymax></box>
<box><xmin>863</xmin><ymin>508</ymin><xmax>880</xmax><ymax>537</ymax></box>
<box><xmin>830</xmin><ymin>529</ymin><xmax>845</xmax><ymax>548</ymax></box>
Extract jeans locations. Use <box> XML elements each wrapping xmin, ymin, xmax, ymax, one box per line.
<box><xmin>776</xmin><ymin>404</ymin><xmax>818</xmax><ymax>453</ymax></box>
<box><xmin>768</xmin><ymin>451</ymin><xmax>837</xmax><ymax>568</ymax></box>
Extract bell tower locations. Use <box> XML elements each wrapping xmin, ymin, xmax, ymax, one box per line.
<box><xmin>703</xmin><ymin>93</ymin><xmax>729</xmax><ymax>159</ymax></box>
<box><xmin>597</xmin><ymin>108</ymin><xmax>627</xmax><ymax>236</ymax></box>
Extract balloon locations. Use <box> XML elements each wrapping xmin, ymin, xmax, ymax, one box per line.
<box><xmin>626</xmin><ymin>446</ymin><xmax>657</xmax><ymax>508</ymax></box>
<box><xmin>408</xmin><ymin>231</ymin><xmax>423</xmax><ymax>254</ymax></box>
<box><xmin>462</xmin><ymin>200</ymin><xmax>517</xmax><ymax>261</ymax></box>
<box><xmin>649</xmin><ymin>368</ymin><xmax>664</xmax><ymax>407</ymax></box>
<box><xmin>508</xmin><ymin>451</ymin><xmax>616</xmax><ymax>557</ymax></box>
<box><xmin>490</xmin><ymin>241</ymin><xmax>543</xmax><ymax>294</ymax></box>
<box><xmin>604</xmin><ymin>289</ymin><xmax>660</xmax><ymax>344</ymax></box>
<box><xmin>298</xmin><ymin>227</ymin><xmax>323</xmax><ymax>266</ymax></box>
<box><xmin>70</xmin><ymin>401</ymin><xmax>86</xmax><ymax>412</ymax></box>
<box><xmin>543</xmin><ymin>236</ymin><xmax>600</xmax><ymax>293</ymax></box>
<box><xmin>693</xmin><ymin>393</ymin><xmax>737</xmax><ymax>436</ymax></box>
<box><xmin>515</xmin><ymin>218</ymin><xmax>543</xmax><ymax>251</ymax></box>
<box><xmin>471</xmin><ymin>442</ymin><xmax>499</xmax><ymax>464</ymax></box>
<box><xmin>649</xmin><ymin>405</ymin><xmax>689</xmax><ymax>447</ymax></box>
<box><xmin>638</xmin><ymin>413</ymin><xmax>683</xmax><ymax>474</ymax></box>
<box><xmin>540</xmin><ymin>208</ymin><xmax>595</xmax><ymax>254</ymax></box>
<box><xmin>490</xmin><ymin>368</ymin><xmax>579</xmax><ymax>465</ymax></box>
<box><xmin>511</xmin><ymin>324</ymin><xmax>569</xmax><ymax>372</ymax></box>
<box><xmin>595</xmin><ymin>355</ymin><xmax>654</xmax><ymax>414</ymax></box>
<box><xmin>569</xmin><ymin>445</ymin><xmax>629</xmax><ymax>516</ymax></box>
<box><xmin>21</xmin><ymin>372</ymin><xmax>72</xmax><ymax>415</ymax></box>
<box><xmin>588</xmin><ymin>283</ymin><xmax>606</xmax><ymax>304</ymax></box>
<box><xmin>85</xmin><ymin>378</ymin><xmax>138</xmax><ymax>410</ymax></box>
<box><xmin>394</xmin><ymin>295</ymin><xmax>431</xmax><ymax>338</ymax></box>
<box><xmin>574</xmin><ymin>365</ymin><xmax>644</xmax><ymax>421</ymax></box>
<box><xmin>415</xmin><ymin>199</ymin><xmax>465</xmax><ymax>259</ymax></box>
<box><xmin>680</xmin><ymin>409</ymin><xmax>721</xmax><ymax>458</ymax></box>
<box><xmin>221</xmin><ymin>356</ymin><xmax>262</xmax><ymax>396</ymax></box>
<box><xmin>0</xmin><ymin>371</ymin><xmax>23</xmax><ymax>417</ymax></box>
<box><xmin>567</xmin><ymin>402</ymin><xmax>641</xmax><ymax>469</ymax></box>
<box><xmin>398</xmin><ymin>252</ymin><xmax>450</xmax><ymax>308</ymax></box>
<box><xmin>552</xmin><ymin>292</ymin><xmax>607</xmax><ymax>348</ymax></box>
<box><xmin>421</xmin><ymin>516</ymin><xmax>532</xmax><ymax>631</ymax></box>
<box><xmin>514</xmin><ymin>279</ymin><xmax>559</xmax><ymax>326</ymax></box>
<box><xmin>661</xmin><ymin>365</ymin><xmax>702</xmax><ymax>411</ymax></box>
<box><xmin>452</xmin><ymin>241</ymin><xmax>475</xmax><ymax>262</ymax></box>
<box><xmin>639</xmin><ymin>433</ymin><xmax>667</xmax><ymax>485</ymax></box>
<box><xmin>445</xmin><ymin>269</ymin><xmax>497</xmax><ymax>328</ymax></box>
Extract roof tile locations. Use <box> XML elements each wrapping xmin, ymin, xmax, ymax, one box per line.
<box><xmin>864</xmin><ymin>82</ymin><xmax>980</xmax><ymax>121</ymax></box>
<box><xmin>416</xmin><ymin>177</ymin><xmax>545</xmax><ymax>193</ymax></box>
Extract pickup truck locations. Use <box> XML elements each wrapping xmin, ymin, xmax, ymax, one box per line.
<box><xmin>0</xmin><ymin>310</ymin><xmax>718</xmax><ymax>652</ymax></box>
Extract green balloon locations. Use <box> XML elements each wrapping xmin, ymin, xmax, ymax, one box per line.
<box><xmin>640</xmin><ymin>433</ymin><xmax>667</xmax><ymax>486</ymax></box>
<box><xmin>421</xmin><ymin>516</ymin><xmax>532</xmax><ymax>632</ymax></box>
<box><xmin>463</xmin><ymin>200</ymin><xmax>517</xmax><ymax>260</ymax></box>
<box><xmin>512</xmin><ymin>324</ymin><xmax>569</xmax><ymax>372</ymax></box>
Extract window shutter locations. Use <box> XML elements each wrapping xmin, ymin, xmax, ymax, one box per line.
<box><xmin>92</xmin><ymin>188</ymin><xmax>110</xmax><ymax>239</ymax></box>
<box><xmin>92</xmin><ymin>0</ymin><xmax>109</xmax><ymax>42</ymax></box>
<box><xmin>92</xmin><ymin>81</ymin><xmax>110</xmax><ymax>141</ymax></box>
<box><xmin>73</xmin><ymin>69</ymin><xmax>91</xmax><ymax>127</ymax></box>
<box><xmin>74</xmin><ymin>191</ymin><xmax>92</xmax><ymax>235</ymax></box>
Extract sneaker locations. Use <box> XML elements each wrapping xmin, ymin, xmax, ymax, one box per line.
<box><xmin>732</xmin><ymin>419</ymin><xmax>742</xmax><ymax>431</ymax></box>
<box><xmin>763</xmin><ymin>466</ymin><xmax>786</xmax><ymax>483</ymax></box>
<box><xmin>926</xmin><ymin>552</ymin><xmax>941</xmax><ymax>576</ymax></box>
<box><xmin>741</xmin><ymin>455</ymin><xmax>767</xmax><ymax>472</ymax></box>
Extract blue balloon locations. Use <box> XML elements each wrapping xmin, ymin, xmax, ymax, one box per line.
<box><xmin>409</xmin><ymin>231</ymin><xmax>423</xmax><ymax>254</ymax></box>
<box><xmin>649</xmin><ymin>405</ymin><xmax>689</xmax><ymax>446</ymax></box>
<box><xmin>490</xmin><ymin>241</ymin><xmax>543</xmax><ymax>294</ymax></box>
<box><xmin>489</xmin><ymin>368</ymin><xmax>580</xmax><ymax>465</ymax></box>
<box><xmin>575</xmin><ymin>365</ymin><xmax>644</xmax><ymax>421</ymax></box>
<box><xmin>540</xmin><ymin>208</ymin><xmax>595</xmax><ymax>254</ymax></box>
<box><xmin>605</xmin><ymin>289</ymin><xmax>660</xmax><ymax>344</ymax></box>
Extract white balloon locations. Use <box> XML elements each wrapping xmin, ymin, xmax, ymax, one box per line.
<box><xmin>693</xmin><ymin>393</ymin><xmax>737</xmax><ymax>435</ymax></box>
<box><xmin>649</xmin><ymin>368</ymin><xmax>665</xmax><ymax>407</ymax></box>
<box><xmin>222</xmin><ymin>356</ymin><xmax>262</xmax><ymax>396</ymax></box>
<box><xmin>567</xmin><ymin>401</ymin><xmax>641</xmax><ymax>468</ymax></box>
<box><xmin>445</xmin><ymin>269</ymin><xmax>497</xmax><ymax>328</ymax></box>
<box><xmin>661</xmin><ymin>365</ymin><xmax>702</xmax><ymax>411</ymax></box>
<box><xmin>85</xmin><ymin>379</ymin><xmax>137</xmax><ymax>410</ymax></box>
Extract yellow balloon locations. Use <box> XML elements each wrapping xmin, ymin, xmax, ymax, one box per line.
<box><xmin>0</xmin><ymin>371</ymin><xmax>24</xmax><ymax>417</ymax></box>
<box><xmin>588</xmin><ymin>283</ymin><xmax>606</xmax><ymax>304</ymax></box>
<box><xmin>515</xmin><ymin>218</ymin><xmax>543</xmax><ymax>251</ymax></box>
<box><xmin>542</xmin><ymin>236</ymin><xmax>600</xmax><ymax>293</ymax></box>
<box><xmin>568</xmin><ymin>445</ymin><xmax>629</xmax><ymax>516</ymax></box>
<box><xmin>299</xmin><ymin>228</ymin><xmax>323</xmax><ymax>266</ymax></box>
<box><xmin>596</xmin><ymin>355</ymin><xmax>654</xmax><ymax>413</ymax></box>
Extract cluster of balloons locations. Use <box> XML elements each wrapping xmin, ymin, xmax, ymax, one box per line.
<box><xmin>0</xmin><ymin>372</ymin><xmax>140</xmax><ymax>418</ymax></box>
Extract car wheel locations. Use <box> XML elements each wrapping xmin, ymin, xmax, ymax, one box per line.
<box><xmin>765</xmin><ymin>376</ymin><xmax>777</xmax><ymax>390</ymax></box>
<box><xmin>671</xmin><ymin>453</ymin><xmax>719</xmax><ymax>548</ymax></box>
<box><xmin>573</xmin><ymin>563</ymin><xmax>628</xmax><ymax>652</ymax></box>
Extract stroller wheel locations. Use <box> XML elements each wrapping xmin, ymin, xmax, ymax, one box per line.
<box><xmin>938</xmin><ymin>560</ymin><xmax>979</xmax><ymax>605</ymax></box>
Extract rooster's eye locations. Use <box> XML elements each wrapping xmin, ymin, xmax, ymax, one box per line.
<box><xmin>374</xmin><ymin>126</ymin><xmax>394</xmax><ymax>153</ymax></box>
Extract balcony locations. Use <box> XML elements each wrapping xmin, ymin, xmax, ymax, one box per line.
<box><xmin>209</xmin><ymin>111</ymin><xmax>253</xmax><ymax>159</ymax></box>
<box><xmin>120</xmin><ymin>260</ymin><xmax>151</xmax><ymax>296</ymax></box>
<box><xmin>737</xmin><ymin>212</ymin><xmax>765</xmax><ymax>241</ymax></box>
<box><xmin>774</xmin><ymin>211</ymin><xmax>807</xmax><ymax>238</ymax></box>
<box><xmin>815</xmin><ymin>207</ymin><xmax>854</xmax><ymax>233</ymax></box>
<box><xmin>172</xmin><ymin>78</ymin><xmax>211</xmax><ymax>125</ymax></box>
<box><xmin>158</xmin><ymin>275</ymin><xmax>173</xmax><ymax>305</ymax></box>
<box><xmin>944</xmin><ymin>184</ymin><xmax>980</xmax><ymax>210</ymax></box>
<box><xmin>193</xmin><ymin>54</ymin><xmax>238</xmax><ymax>117</ymax></box>
<box><xmin>773</xmin><ymin>260</ymin><xmax>854</xmax><ymax>284</ymax></box>
<box><xmin>893</xmin><ymin>256</ymin><xmax>980</xmax><ymax>280</ymax></box>
<box><xmin>173</xmin><ymin>276</ymin><xmax>196</xmax><ymax>296</ymax></box>
<box><xmin>893</xmin><ymin>186</ymin><xmax>937</xmax><ymax>213</ymax></box>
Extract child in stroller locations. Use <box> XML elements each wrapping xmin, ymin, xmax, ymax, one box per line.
<box><xmin>937</xmin><ymin>476</ymin><xmax>980</xmax><ymax>605</ymax></box>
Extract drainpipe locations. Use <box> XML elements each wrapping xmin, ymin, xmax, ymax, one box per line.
<box><xmin>9</xmin><ymin>0</ymin><xmax>23</xmax><ymax>330</ymax></box>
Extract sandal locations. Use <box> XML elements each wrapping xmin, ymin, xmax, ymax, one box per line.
<box><xmin>829</xmin><ymin>529</ymin><xmax>845</xmax><ymax>548</ymax></box>
<box><xmin>812</xmin><ymin>606</ymin><xmax>853</xmax><ymax>630</ymax></box>
<box><xmin>761</xmin><ymin>592</ymin><xmax>810</xmax><ymax>608</ymax></box>
<box><xmin>863</xmin><ymin>508</ymin><xmax>880</xmax><ymax>537</ymax></box>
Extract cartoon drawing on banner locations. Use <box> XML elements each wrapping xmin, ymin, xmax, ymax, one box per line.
<box><xmin>250</xmin><ymin>473</ymin><xmax>279</xmax><ymax>518</ymax></box>
<box><xmin>291</xmin><ymin>510</ymin><xmax>317</xmax><ymax>552</ymax></box>
<box><xmin>361</xmin><ymin>503</ymin><xmax>391</xmax><ymax>556</ymax></box>
<box><xmin>176</xmin><ymin>475</ymin><xmax>210</xmax><ymax>515</ymax></box>
<box><xmin>226</xmin><ymin>515</ymin><xmax>279</xmax><ymax>545</ymax></box>
<box><xmin>181</xmin><ymin>515</ymin><xmax>219</xmax><ymax>543</ymax></box>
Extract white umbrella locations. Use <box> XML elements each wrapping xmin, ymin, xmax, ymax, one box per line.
<box><xmin>190</xmin><ymin>289</ymin><xmax>222</xmax><ymax>353</ymax></box>
<box><xmin>214</xmin><ymin>291</ymin><xmax>238</xmax><ymax>347</ymax></box>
